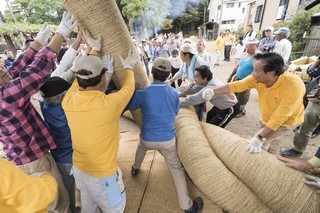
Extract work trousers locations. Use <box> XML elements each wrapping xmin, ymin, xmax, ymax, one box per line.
<box><xmin>206</xmin><ymin>102</ymin><xmax>240</xmax><ymax>128</ymax></box>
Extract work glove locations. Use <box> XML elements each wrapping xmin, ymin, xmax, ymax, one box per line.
<box><xmin>202</xmin><ymin>88</ymin><xmax>214</xmax><ymax>101</ymax></box>
<box><xmin>119</xmin><ymin>50</ymin><xmax>138</xmax><ymax>70</ymax></box>
<box><xmin>102</xmin><ymin>54</ymin><xmax>114</xmax><ymax>74</ymax></box>
<box><xmin>246</xmin><ymin>136</ymin><xmax>265</xmax><ymax>153</ymax></box>
<box><xmin>35</xmin><ymin>22</ymin><xmax>51</xmax><ymax>46</ymax></box>
<box><xmin>56</xmin><ymin>11</ymin><xmax>77</xmax><ymax>40</ymax></box>
<box><xmin>304</xmin><ymin>174</ymin><xmax>320</xmax><ymax>193</ymax></box>
<box><xmin>82</xmin><ymin>29</ymin><xmax>102</xmax><ymax>52</ymax></box>
<box><xmin>165</xmin><ymin>79</ymin><xmax>172</xmax><ymax>85</ymax></box>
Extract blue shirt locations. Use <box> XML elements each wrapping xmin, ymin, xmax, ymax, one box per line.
<box><xmin>126</xmin><ymin>82</ymin><xmax>179</xmax><ymax>142</ymax></box>
<box><xmin>40</xmin><ymin>102</ymin><xmax>72</xmax><ymax>163</ymax></box>
<box><xmin>236</xmin><ymin>54</ymin><xmax>254</xmax><ymax>80</ymax></box>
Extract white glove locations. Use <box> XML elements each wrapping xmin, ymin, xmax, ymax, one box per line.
<box><xmin>56</xmin><ymin>11</ymin><xmax>77</xmax><ymax>39</ymax></box>
<box><xmin>246</xmin><ymin>136</ymin><xmax>264</xmax><ymax>153</ymax></box>
<box><xmin>178</xmin><ymin>83</ymin><xmax>193</xmax><ymax>94</ymax></box>
<box><xmin>304</xmin><ymin>174</ymin><xmax>320</xmax><ymax>193</ymax></box>
<box><xmin>83</xmin><ymin>29</ymin><xmax>102</xmax><ymax>52</ymax></box>
<box><xmin>202</xmin><ymin>88</ymin><xmax>214</xmax><ymax>101</ymax></box>
<box><xmin>165</xmin><ymin>79</ymin><xmax>172</xmax><ymax>85</ymax></box>
<box><xmin>102</xmin><ymin>54</ymin><xmax>114</xmax><ymax>74</ymax></box>
<box><xmin>119</xmin><ymin>49</ymin><xmax>138</xmax><ymax>70</ymax></box>
<box><xmin>35</xmin><ymin>22</ymin><xmax>51</xmax><ymax>46</ymax></box>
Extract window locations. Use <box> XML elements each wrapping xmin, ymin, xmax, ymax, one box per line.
<box><xmin>239</xmin><ymin>2</ymin><xmax>241</xmax><ymax>7</ymax></box>
<box><xmin>226</xmin><ymin>3</ymin><xmax>234</xmax><ymax>8</ymax></box>
<box><xmin>222</xmin><ymin>20</ymin><xmax>236</xmax><ymax>25</ymax></box>
<box><xmin>218</xmin><ymin>5</ymin><xmax>221</xmax><ymax>10</ymax></box>
<box><xmin>276</xmin><ymin>0</ymin><xmax>289</xmax><ymax>20</ymax></box>
<box><xmin>242</xmin><ymin>7</ymin><xmax>245</xmax><ymax>13</ymax></box>
<box><xmin>255</xmin><ymin>5</ymin><xmax>263</xmax><ymax>23</ymax></box>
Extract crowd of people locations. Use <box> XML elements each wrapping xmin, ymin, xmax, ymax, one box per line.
<box><xmin>1</xmin><ymin>10</ymin><xmax>320</xmax><ymax>213</ymax></box>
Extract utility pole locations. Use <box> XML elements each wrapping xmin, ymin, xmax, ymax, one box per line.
<box><xmin>218</xmin><ymin>0</ymin><xmax>224</xmax><ymax>36</ymax></box>
<box><xmin>203</xmin><ymin>6</ymin><xmax>206</xmax><ymax>39</ymax></box>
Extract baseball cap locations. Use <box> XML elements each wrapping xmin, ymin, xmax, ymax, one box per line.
<box><xmin>181</xmin><ymin>44</ymin><xmax>197</xmax><ymax>55</ymax></box>
<box><xmin>74</xmin><ymin>55</ymin><xmax>105</xmax><ymax>79</ymax></box>
<box><xmin>153</xmin><ymin>57</ymin><xmax>171</xmax><ymax>72</ymax></box>
<box><xmin>40</xmin><ymin>77</ymin><xmax>71</xmax><ymax>98</ymax></box>
<box><xmin>273</xmin><ymin>27</ymin><xmax>290</xmax><ymax>36</ymax></box>
<box><xmin>183</xmin><ymin>38</ymin><xmax>192</xmax><ymax>44</ymax></box>
<box><xmin>244</xmin><ymin>38</ymin><xmax>259</xmax><ymax>45</ymax></box>
<box><xmin>265</xmin><ymin>26</ymin><xmax>274</xmax><ymax>31</ymax></box>
<box><xmin>156</xmin><ymin>37</ymin><xmax>163</xmax><ymax>42</ymax></box>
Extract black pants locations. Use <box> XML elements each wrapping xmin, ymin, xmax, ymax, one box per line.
<box><xmin>170</xmin><ymin>67</ymin><xmax>182</xmax><ymax>88</ymax></box>
<box><xmin>206</xmin><ymin>102</ymin><xmax>240</xmax><ymax>128</ymax></box>
<box><xmin>224</xmin><ymin>45</ymin><xmax>232</xmax><ymax>61</ymax></box>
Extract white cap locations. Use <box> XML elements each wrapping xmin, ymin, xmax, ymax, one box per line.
<box><xmin>244</xmin><ymin>38</ymin><xmax>259</xmax><ymax>45</ymax></box>
<box><xmin>265</xmin><ymin>26</ymin><xmax>274</xmax><ymax>31</ymax></box>
<box><xmin>183</xmin><ymin>38</ymin><xmax>192</xmax><ymax>44</ymax></box>
<box><xmin>181</xmin><ymin>44</ymin><xmax>197</xmax><ymax>55</ymax></box>
<box><xmin>74</xmin><ymin>55</ymin><xmax>105</xmax><ymax>79</ymax></box>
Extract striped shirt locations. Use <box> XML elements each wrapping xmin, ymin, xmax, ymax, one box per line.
<box><xmin>0</xmin><ymin>47</ymin><xmax>57</xmax><ymax>165</ymax></box>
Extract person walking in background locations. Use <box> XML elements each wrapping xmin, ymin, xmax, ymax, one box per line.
<box><xmin>223</xmin><ymin>29</ymin><xmax>236</xmax><ymax>62</ymax></box>
<box><xmin>214</xmin><ymin>32</ymin><xmax>225</xmax><ymax>66</ymax></box>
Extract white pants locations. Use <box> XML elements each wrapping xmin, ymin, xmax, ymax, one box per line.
<box><xmin>73</xmin><ymin>166</ymin><xmax>126</xmax><ymax>213</ymax></box>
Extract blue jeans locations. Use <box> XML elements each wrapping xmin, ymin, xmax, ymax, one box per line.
<box><xmin>57</xmin><ymin>162</ymin><xmax>76</xmax><ymax>213</ymax></box>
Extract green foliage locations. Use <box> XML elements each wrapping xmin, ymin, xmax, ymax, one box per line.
<box><xmin>4</xmin><ymin>0</ymin><xmax>64</xmax><ymax>25</ymax></box>
<box><xmin>177</xmin><ymin>5</ymin><xmax>200</xmax><ymax>25</ymax></box>
<box><xmin>271</xmin><ymin>6</ymin><xmax>320</xmax><ymax>59</ymax></box>
<box><xmin>120</xmin><ymin>0</ymin><xmax>146</xmax><ymax>19</ymax></box>
<box><xmin>162</xmin><ymin>18</ymin><xmax>173</xmax><ymax>30</ymax></box>
<box><xmin>143</xmin><ymin>0</ymin><xmax>171</xmax><ymax>29</ymax></box>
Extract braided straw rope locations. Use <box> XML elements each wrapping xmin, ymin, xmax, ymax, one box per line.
<box><xmin>175</xmin><ymin>107</ymin><xmax>271</xmax><ymax>212</ymax></box>
<box><xmin>63</xmin><ymin>0</ymin><xmax>149</xmax><ymax>126</ymax></box>
<box><xmin>201</xmin><ymin>122</ymin><xmax>319</xmax><ymax>212</ymax></box>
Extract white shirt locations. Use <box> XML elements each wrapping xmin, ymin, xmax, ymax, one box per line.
<box><xmin>198</xmin><ymin>50</ymin><xmax>211</xmax><ymax>65</ymax></box>
<box><xmin>273</xmin><ymin>38</ymin><xmax>292</xmax><ymax>63</ymax></box>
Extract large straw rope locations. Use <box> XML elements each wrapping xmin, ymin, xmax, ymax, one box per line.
<box><xmin>63</xmin><ymin>0</ymin><xmax>149</xmax><ymax>126</ymax></box>
<box><xmin>201</xmin><ymin>122</ymin><xmax>319</xmax><ymax>212</ymax></box>
<box><xmin>175</xmin><ymin>107</ymin><xmax>271</xmax><ymax>212</ymax></box>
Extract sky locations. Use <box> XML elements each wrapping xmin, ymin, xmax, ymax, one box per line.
<box><xmin>0</xmin><ymin>0</ymin><xmax>7</xmax><ymax>12</ymax></box>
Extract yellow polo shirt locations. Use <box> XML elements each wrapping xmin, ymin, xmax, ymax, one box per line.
<box><xmin>214</xmin><ymin>36</ymin><xmax>224</xmax><ymax>51</ymax></box>
<box><xmin>62</xmin><ymin>69</ymin><xmax>135</xmax><ymax>177</ymax></box>
<box><xmin>0</xmin><ymin>159</ymin><xmax>57</xmax><ymax>213</ymax></box>
<box><xmin>228</xmin><ymin>72</ymin><xmax>305</xmax><ymax>131</ymax></box>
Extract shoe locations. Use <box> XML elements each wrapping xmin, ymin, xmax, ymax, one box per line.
<box><xmin>235</xmin><ymin>110</ymin><xmax>246</xmax><ymax>118</ymax></box>
<box><xmin>214</xmin><ymin>63</ymin><xmax>219</xmax><ymax>66</ymax></box>
<box><xmin>223</xmin><ymin>59</ymin><xmax>227</xmax><ymax>61</ymax></box>
<box><xmin>281</xmin><ymin>148</ymin><xmax>302</xmax><ymax>157</ymax></box>
<box><xmin>131</xmin><ymin>166</ymin><xmax>139</xmax><ymax>176</ymax></box>
<box><xmin>185</xmin><ymin>197</ymin><xmax>203</xmax><ymax>213</ymax></box>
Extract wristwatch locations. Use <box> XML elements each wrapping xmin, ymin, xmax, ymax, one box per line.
<box><xmin>257</xmin><ymin>134</ymin><xmax>267</xmax><ymax>142</ymax></box>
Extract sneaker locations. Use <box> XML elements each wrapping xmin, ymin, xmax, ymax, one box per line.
<box><xmin>131</xmin><ymin>166</ymin><xmax>139</xmax><ymax>176</ymax></box>
<box><xmin>281</xmin><ymin>148</ymin><xmax>302</xmax><ymax>157</ymax></box>
<box><xmin>185</xmin><ymin>197</ymin><xmax>204</xmax><ymax>213</ymax></box>
<box><xmin>235</xmin><ymin>110</ymin><xmax>246</xmax><ymax>118</ymax></box>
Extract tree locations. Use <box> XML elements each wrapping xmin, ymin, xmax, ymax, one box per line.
<box><xmin>175</xmin><ymin>5</ymin><xmax>200</xmax><ymax>32</ymax></box>
<box><xmin>4</xmin><ymin>0</ymin><xmax>64</xmax><ymax>25</ymax></box>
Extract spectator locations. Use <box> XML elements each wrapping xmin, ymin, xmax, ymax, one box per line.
<box><xmin>244</xmin><ymin>24</ymin><xmax>257</xmax><ymax>42</ymax></box>
<box><xmin>214</xmin><ymin>32</ymin><xmax>225</xmax><ymax>66</ymax></box>
<box><xmin>4</xmin><ymin>50</ymin><xmax>15</xmax><ymax>68</ymax></box>
<box><xmin>223</xmin><ymin>29</ymin><xmax>236</xmax><ymax>62</ymax></box>
<box><xmin>156</xmin><ymin>37</ymin><xmax>170</xmax><ymax>58</ymax></box>
<box><xmin>259</xmin><ymin>26</ymin><xmax>276</xmax><ymax>53</ymax></box>
<box><xmin>273</xmin><ymin>27</ymin><xmax>292</xmax><ymax>65</ymax></box>
<box><xmin>168</xmin><ymin>49</ymin><xmax>183</xmax><ymax>88</ymax></box>
<box><xmin>231</xmin><ymin>35</ymin><xmax>245</xmax><ymax>66</ymax></box>
<box><xmin>196</xmin><ymin>39</ymin><xmax>211</xmax><ymax>66</ymax></box>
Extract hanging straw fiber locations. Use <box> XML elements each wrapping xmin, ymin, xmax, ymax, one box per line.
<box><xmin>175</xmin><ymin>107</ymin><xmax>271</xmax><ymax>212</ymax></box>
<box><xmin>201</xmin><ymin>122</ymin><xmax>319</xmax><ymax>212</ymax></box>
<box><xmin>62</xmin><ymin>0</ymin><xmax>150</xmax><ymax>127</ymax></box>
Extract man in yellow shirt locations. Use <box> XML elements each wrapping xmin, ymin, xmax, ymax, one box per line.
<box><xmin>62</xmin><ymin>30</ymin><xmax>137</xmax><ymax>212</ymax></box>
<box><xmin>214</xmin><ymin>32</ymin><xmax>225</xmax><ymax>66</ymax></box>
<box><xmin>0</xmin><ymin>159</ymin><xmax>57</xmax><ymax>213</ymax></box>
<box><xmin>202</xmin><ymin>52</ymin><xmax>305</xmax><ymax>154</ymax></box>
<box><xmin>223</xmin><ymin>29</ymin><xmax>236</xmax><ymax>62</ymax></box>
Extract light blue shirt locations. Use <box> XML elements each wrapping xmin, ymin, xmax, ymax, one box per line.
<box><xmin>236</xmin><ymin>54</ymin><xmax>254</xmax><ymax>80</ymax></box>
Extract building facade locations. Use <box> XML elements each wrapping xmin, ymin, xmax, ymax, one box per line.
<box><xmin>208</xmin><ymin>0</ymin><xmax>248</xmax><ymax>32</ymax></box>
<box><xmin>244</xmin><ymin>0</ymin><xmax>314</xmax><ymax>31</ymax></box>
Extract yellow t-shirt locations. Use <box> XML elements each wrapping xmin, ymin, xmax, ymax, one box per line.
<box><xmin>0</xmin><ymin>159</ymin><xmax>57</xmax><ymax>213</ymax></box>
<box><xmin>62</xmin><ymin>69</ymin><xmax>135</xmax><ymax>177</ymax></box>
<box><xmin>224</xmin><ymin>34</ymin><xmax>236</xmax><ymax>46</ymax></box>
<box><xmin>228</xmin><ymin>72</ymin><xmax>305</xmax><ymax>130</ymax></box>
<box><xmin>214</xmin><ymin>36</ymin><xmax>224</xmax><ymax>51</ymax></box>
